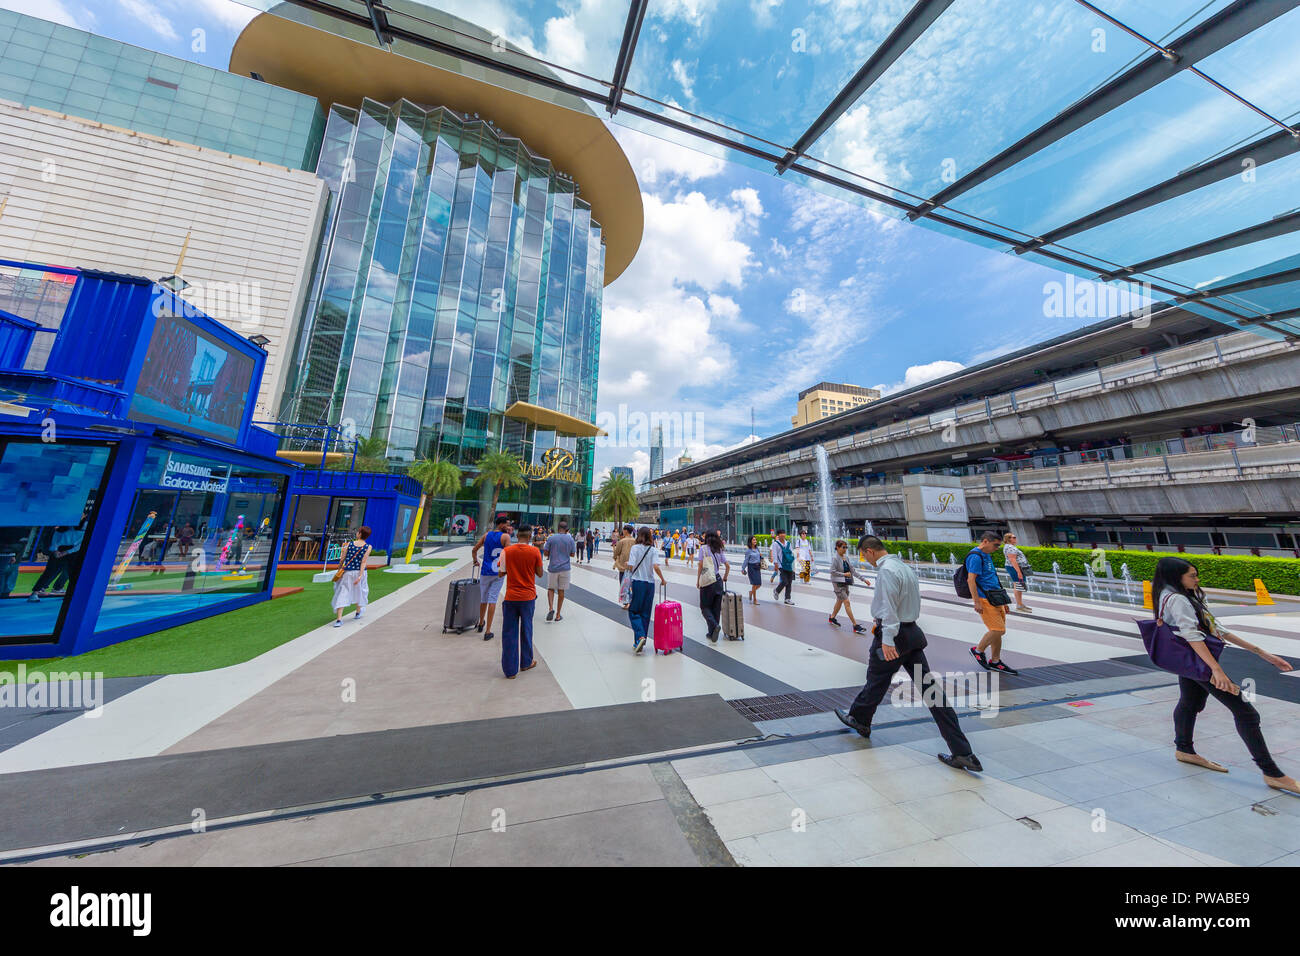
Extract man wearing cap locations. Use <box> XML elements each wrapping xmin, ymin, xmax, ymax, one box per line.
<box><xmin>472</xmin><ymin>515</ymin><xmax>512</xmax><ymax>642</ymax></box>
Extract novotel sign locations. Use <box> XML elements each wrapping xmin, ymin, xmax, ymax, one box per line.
<box><xmin>519</xmin><ymin>446</ymin><xmax>584</xmax><ymax>485</ymax></box>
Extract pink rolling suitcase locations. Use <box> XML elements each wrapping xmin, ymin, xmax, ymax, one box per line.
<box><xmin>652</xmin><ymin>583</ymin><xmax>684</xmax><ymax>654</ymax></box>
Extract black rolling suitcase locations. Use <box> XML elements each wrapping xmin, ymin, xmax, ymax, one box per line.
<box><xmin>442</xmin><ymin>573</ymin><xmax>480</xmax><ymax>633</ymax></box>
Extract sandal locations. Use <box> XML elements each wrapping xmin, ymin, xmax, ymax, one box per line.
<box><xmin>1265</xmin><ymin>775</ymin><xmax>1300</xmax><ymax>795</ymax></box>
<box><xmin>1176</xmin><ymin>751</ymin><xmax>1228</xmax><ymax>773</ymax></box>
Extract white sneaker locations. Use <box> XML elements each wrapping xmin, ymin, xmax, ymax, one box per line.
<box><xmin>332</xmin><ymin>620</ymin><xmax>342</xmax><ymax>628</ymax></box>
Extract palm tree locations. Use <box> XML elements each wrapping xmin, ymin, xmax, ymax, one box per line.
<box><xmin>472</xmin><ymin>450</ymin><xmax>527</xmax><ymax>532</ymax></box>
<box><xmin>404</xmin><ymin>456</ymin><xmax>463</xmax><ymax>558</ymax></box>
<box><xmin>592</xmin><ymin>471</ymin><xmax>639</xmax><ymax>529</ymax></box>
<box><xmin>330</xmin><ymin>434</ymin><xmax>390</xmax><ymax>472</ymax></box>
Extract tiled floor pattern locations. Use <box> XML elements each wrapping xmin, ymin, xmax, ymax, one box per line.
<box><xmin>7</xmin><ymin>547</ymin><xmax>1300</xmax><ymax>866</ymax></box>
<box><xmin>675</xmin><ymin>686</ymin><xmax>1300</xmax><ymax>866</ymax></box>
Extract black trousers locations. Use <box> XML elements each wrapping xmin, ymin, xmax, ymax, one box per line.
<box><xmin>33</xmin><ymin>552</ymin><xmax>71</xmax><ymax>592</ymax></box>
<box><xmin>699</xmin><ymin>585</ymin><xmax>722</xmax><ymax>635</ymax></box>
<box><xmin>1174</xmin><ymin>676</ymin><xmax>1283</xmax><ymax>777</ymax></box>
<box><xmin>774</xmin><ymin>569</ymin><xmax>794</xmax><ymax>601</ymax></box>
<box><xmin>849</xmin><ymin>631</ymin><xmax>974</xmax><ymax>758</ymax></box>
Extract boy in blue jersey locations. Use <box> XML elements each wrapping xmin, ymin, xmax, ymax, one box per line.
<box><xmin>472</xmin><ymin>515</ymin><xmax>512</xmax><ymax>642</ymax></box>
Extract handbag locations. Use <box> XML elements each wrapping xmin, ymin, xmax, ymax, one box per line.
<box><xmin>332</xmin><ymin>567</ymin><xmax>345</xmax><ymax>583</ymax></box>
<box><xmin>1138</xmin><ymin>595</ymin><xmax>1224</xmax><ymax>681</ymax></box>
<box><xmin>699</xmin><ymin>551</ymin><xmax>718</xmax><ymax>588</ymax></box>
<box><xmin>620</xmin><ymin>546</ymin><xmax>650</xmax><ymax>605</ymax></box>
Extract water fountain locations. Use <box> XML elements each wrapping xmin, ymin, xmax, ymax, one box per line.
<box><xmin>813</xmin><ymin>444</ymin><xmax>840</xmax><ymax>565</ymax></box>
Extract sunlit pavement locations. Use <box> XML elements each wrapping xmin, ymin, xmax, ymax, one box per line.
<box><xmin>4</xmin><ymin>546</ymin><xmax>1299</xmax><ymax>866</ymax></box>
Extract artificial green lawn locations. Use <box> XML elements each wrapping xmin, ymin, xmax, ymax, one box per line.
<box><xmin>1</xmin><ymin>560</ymin><xmax>454</xmax><ymax>680</ymax></box>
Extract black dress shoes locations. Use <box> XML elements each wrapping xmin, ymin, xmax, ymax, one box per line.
<box><xmin>834</xmin><ymin>708</ymin><xmax>871</xmax><ymax>739</ymax></box>
<box><xmin>938</xmin><ymin>752</ymin><xmax>984</xmax><ymax>772</ymax></box>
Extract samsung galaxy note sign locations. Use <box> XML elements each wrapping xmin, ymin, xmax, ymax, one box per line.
<box><xmin>920</xmin><ymin>486</ymin><xmax>968</xmax><ymax>521</ymax></box>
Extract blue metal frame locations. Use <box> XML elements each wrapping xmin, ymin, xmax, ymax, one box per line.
<box><xmin>0</xmin><ymin>261</ymin><xmax>294</xmax><ymax>660</ymax></box>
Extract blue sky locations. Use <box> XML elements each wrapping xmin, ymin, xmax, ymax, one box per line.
<box><xmin>12</xmin><ymin>0</ymin><xmax>1292</xmax><ymax>483</ymax></box>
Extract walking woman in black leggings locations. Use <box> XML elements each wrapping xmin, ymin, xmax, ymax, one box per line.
<box><xmin>695</xmin><ymin>530</ymin><xmax>729</xmax><ymax>644</ymax></box>
<box><xmin>1152</xmin><ymin>557</ymin><xmax>1299</xmax><ymax>795</ymax></box>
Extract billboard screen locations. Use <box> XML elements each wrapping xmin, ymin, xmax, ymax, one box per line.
<box><xmin>128</xmin><ymin>312</ymin><xmax>254</xmax><ymax>444</ymax></box>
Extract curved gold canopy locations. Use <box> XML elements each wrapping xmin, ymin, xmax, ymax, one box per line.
<box><xmin>505</xmin><ymin>401</ymin><xmax>605</xmax><ymax>438</ymax></box>
<box><xmin>230</xmin><ymin>10</ymin><xmax>643</xmax><ymax>285</ymax></box>
<box><xmin>277</xmin><ymin>450</ymin><xmax>349</xmax><ymax>465</ymax></box>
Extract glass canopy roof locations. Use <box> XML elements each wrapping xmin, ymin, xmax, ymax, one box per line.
<box><xmin>229</xmin><ymin>0</ymin><xmax>1300</xmax><ymax>336</ymax></box>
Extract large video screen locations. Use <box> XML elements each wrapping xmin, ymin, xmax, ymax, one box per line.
<box><xmin>128</xmin><ymin>313</ymin><xmax>255</xmax><ymax>444</ymax></box>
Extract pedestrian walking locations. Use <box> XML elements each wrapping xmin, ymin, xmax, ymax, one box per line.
<box><xmin>500</xmin><ymin>524</ymin><xmax>544</xmax><ymax>678</ymax></box>
<box><xmin>966</xmin><ymin>531</ymin><xmax>1018</xmax><ymax>675</ymax></box>
<box><xmin>626</xmin><ymin>526</ymin><xmax>668</xmax><ymax>654</ymax></box>
<box><xmin>796</xmin><ymin>530</ymin><xmax>814</xmax><ymax>582</ymax></box>
<box><xmin>770</xmin><ymin>530</ymin><xmax>796</xmax><ymax>605</ymax></box>
<box><xmin>542</xmin><ymin>520</ymin><xmax>575</xmax><ymax>622</ymax></box>
<box><xmin>696</xmin><ymin>530</ymin><xmax>730</xmax><ymax>643</ymax></box>
<box><xmin>330</xmin><ymin>526</ymin><xmax>372</xmax><ymax>626</ymax></box>
<box><xmin>1003</xmin><ymin>531</ymin><xmax>1032</xmax><ymax>613</ymax></box>
<box><xmin>827</xmin><ymin>538</ymin><xmax>868</xmax><ymax>633</ymax></box>
<box><xmin>1152</xmin><ymin>557</ymin><xmax>1299</xmax><ymax>793</ymax></box>
<box><xmin>836</xmin><ymin>536</ymin><xmax>982</xmax><ymax>772</ymax></box>
<box><xmin>741</xmin><ymin>535</ymin><xmax>763</xmax><ymax>605</ymax></box>
<box><xmin>471</xmin><ymin>515</ymin><xmax>512</xmax><ymax>642</ymax></box>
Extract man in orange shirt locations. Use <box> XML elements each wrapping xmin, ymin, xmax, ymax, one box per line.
<box><xmin>499</xmin><ymin>523</ymin><xmax>544</xmax><ymax>678</ymax></box>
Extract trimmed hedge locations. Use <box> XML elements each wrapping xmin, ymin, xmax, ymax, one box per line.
<box><xmin>879</xmin><ymin>539</ymin><xmax>1300</xmax><ymax>596</ymax></box>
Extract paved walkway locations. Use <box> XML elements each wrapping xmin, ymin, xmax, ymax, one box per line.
<box><xmin>4</xmin><ymin>546</ymin><xmax>1299</xmax><ymax>866</ymax></box>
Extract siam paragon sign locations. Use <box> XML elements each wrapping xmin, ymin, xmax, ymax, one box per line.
<box><xmin>520</xmin><ymin>446</ymin><xmax>583</xmax><ymax>484</ymax></box>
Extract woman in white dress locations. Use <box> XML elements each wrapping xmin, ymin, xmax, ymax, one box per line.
<box><xmin>795</xmin><ymin>531</ymin><xmax>814</xmax><ymax>583</ymax></box>
<box><xmin>331</xmin><ymin>526</ymin><xmax>373</xmax><ymax>626</ymax></box>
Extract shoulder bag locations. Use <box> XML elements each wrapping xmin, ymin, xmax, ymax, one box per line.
<box><xmin>1137</xmin><ymin>593</ymin><xmax>1224</xmax><ymax>681</ymax></box>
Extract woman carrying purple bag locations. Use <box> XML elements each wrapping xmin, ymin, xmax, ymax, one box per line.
<box><xmin>1151</xmin><ymin>557</ymin><xmax>1298</xmax><ymax>794</ymax></box>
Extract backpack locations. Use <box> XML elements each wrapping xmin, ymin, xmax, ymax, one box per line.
<box><xmin>953</xmin><ymin>561</ymin><xmax>972</xmax><ymax>599</ymax></box>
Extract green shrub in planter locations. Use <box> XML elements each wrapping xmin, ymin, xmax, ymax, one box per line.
<box><xmin>874</xmin><ymin>539</ymin><xmax>1300</xmax><ymax>596</ymax></box>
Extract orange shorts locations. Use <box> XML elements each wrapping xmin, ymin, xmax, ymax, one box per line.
<box><xmin>976</xmin><ymin>601</ymin><xmax>1008</xmax><ymax>631</ymax></box>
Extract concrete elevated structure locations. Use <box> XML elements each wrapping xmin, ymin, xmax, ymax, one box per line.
<box><xmin>642</xmin><ymin>311</ymin><xmax>1300</xmax><ymax>553</ymax></box>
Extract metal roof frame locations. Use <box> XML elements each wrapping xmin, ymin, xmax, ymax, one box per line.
<box><xmin>262</xmin><ymin>0</ymin><xmax>1299</xmax><ymax>337</ymax></box>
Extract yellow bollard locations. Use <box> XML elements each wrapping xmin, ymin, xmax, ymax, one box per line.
<box><xmin>1254</xmin><ymin>578</ymin><xmax>1274</xmax><ymax>606</ymax></box>
<box><xmin>404</xmin><ymin>502</ymin><xmax>426</xmax><ymax>566</ymax></box>
<box><xmin>1142</xmin><ymin>580</ymin><xmax>1153</xmax><ymax>610</ymax></box>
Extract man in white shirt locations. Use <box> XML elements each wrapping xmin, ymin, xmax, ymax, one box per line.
<box><xmin>770</xmin><ymin>530</ymin><xmax>796</xmax><ymax>605</ymax></box>
<box><xmin>835</xmin><ymin>536</ymin><xmax>982</xmax><ymax>772</ymax></box>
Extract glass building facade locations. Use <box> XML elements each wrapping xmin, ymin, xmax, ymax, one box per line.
<box><xmin>0</xmin><ymin>9</ymin><xmax>324</xmax><ymax>170</ymax></box>
<box><xmin>280</xmin><ymin>99</ymin><xmax>604</xmax><ymax>523</ymax></box>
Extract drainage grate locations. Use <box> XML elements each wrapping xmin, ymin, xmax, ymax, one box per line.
<box><xmin>728</xmin><ymin>659</ymin><xmax>1158</xmax><ymax>721</ymax></box>
<box><xmin>727</xmin><ymin>693</ymin><xmax>823</xmax><ymax>722</ymax></box>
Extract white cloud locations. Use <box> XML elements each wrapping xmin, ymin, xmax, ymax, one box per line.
<box><xmin>729</xmin><ymin>187</ymin><xmax>763</xmax><ymax>219</ymax></box>
<box><xmin>874</xmin><ymin>360</ymin><xmax>965</xmax><ymax>395</ymax></box>
<box><xmin>597</xmin><ymin>183</ymin><xmax>760</xmax><ymax>477</ymax></box>
<box><xmin>118</xmin><ymin>0</ymin><xmax>178</xmax><ymax>40</ymax></box>
<box><xmin>190</xmin><ymin>0</ymin><xmax>257</xmax><ymax>31</ymax></box>
<box><xmin>670</xmin><ymin>58</ymin><xmax>696</xmax><ymax>102</ymax></box>
<box><xmin>615</xmin><ymin>126</ymin><xmax>726</xmax><ymax>187</ymax></box>
<box><xmin>611</xmin><ymin>190</ymin><xmax>756</xmax><ymax>303</ymax></box>
<box><xmin>0</xmin><ymin>0</ymin><xmax>84</xmax><ymax>27</ymax></box>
